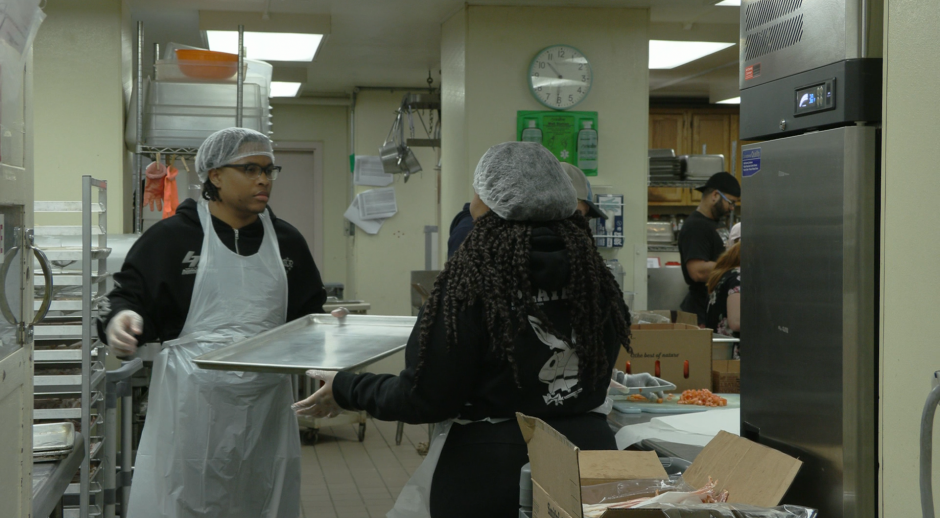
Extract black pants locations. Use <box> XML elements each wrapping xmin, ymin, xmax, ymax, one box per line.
<box><xmin>680</xmin><ymin>290</ymin><xmax>707</xmax><ymax>326</ymax></box>
<box><xmin>428</xmin><ymin>413</ymin><xmax>615</xmax><ymax>518</ymax></box>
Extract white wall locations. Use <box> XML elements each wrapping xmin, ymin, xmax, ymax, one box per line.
<box><xmin>352</xmin><ymin>90</ymin><xmax>440</xmax><ymax>316</ymax></box>
<box><xmin>880</xmin><ymin>0</ymin><xmax>940</xmax><ymax>515</ymax></box>
<box><xmin>441</xmin><ymin>6</ymin><xmax>650</xmax><ymax>306</ymax></box>
<box><xmin>272</xmin><ymin>103</ymin><xmax>350</xmax><ymax>288</ymax></box>
<box><xmin>33</xmin><ymin>0</ymin><xmax>128</xmax><ymax>231</ymax></box>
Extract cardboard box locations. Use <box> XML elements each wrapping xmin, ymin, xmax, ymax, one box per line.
<box><xmin>517</xmin><ymin>413</ymin><xmax>802</xmax><ymax>518</ymax></box>
<box><xmin>635</xmin><ymin>310</ymin><xmax>698</xmax><ymax>326</ymax></box>
<box><xmin>712</xmin><ymin>360</ymin><xmax>741</xmax><ymax>394</ymax></box>
<box><xmin>616</xmin><ymin>323</ymin><xmax>713</xmax><ymax>393</ymax></box>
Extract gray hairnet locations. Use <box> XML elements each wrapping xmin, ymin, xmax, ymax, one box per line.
<box><xmin>195</xmin><ymin>127</ymin><xmax>275</xmax><ymax>182</ymax></box>
<box><xmin>472</xmin><ymin>142</ymin><xmax>577</xmax><ymax>222</ymax></box>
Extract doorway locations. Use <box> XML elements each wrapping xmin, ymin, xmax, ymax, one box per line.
<box><xmin>270</xmin><ymin>143</ymin><xmax>324</xmax><ymax>268</ymax></box>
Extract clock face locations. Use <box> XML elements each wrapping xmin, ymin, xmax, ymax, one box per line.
<box><xmin>528</xmin><ymin>45</ymin><xmax>592</xmax><ymax>110</ymax></box>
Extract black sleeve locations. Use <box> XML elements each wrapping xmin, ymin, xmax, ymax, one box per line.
<box><xmin>447</xmin><ymin>205</ymin><xmax>474</xmax><ymax>259</ymax></box>
<box><xmin>331</xmin><ymin>286</ymin><xmax>486</xmax><ymax>424</ymax></box>
<box><xmin>679</xmin><ymin>223</ymin><xmax>718</xmax><ymax>264</ymax></box>
<box><xmin>96</xmin><ymin>230</ymin><xmax>168</xmax><ymax>345</ymax></box>
<box><xmin>284</xmin><ymin>232</ymin><xmax>327</xmax><ymax>319</ymax></box>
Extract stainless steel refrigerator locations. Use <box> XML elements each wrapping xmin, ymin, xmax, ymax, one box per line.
<box><xmin>738</xmin><ymin>1</ymin><xmax>882</xmax><ymax>517</ymax></box>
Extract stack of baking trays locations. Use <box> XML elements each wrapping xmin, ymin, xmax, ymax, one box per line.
<box><xmin>648</xmin><ymin>149</ymin><xmax>685</xmax><ymax>182</ymax></box>
<box><xmin>32</xmin><ymin>176</ymin><xmax>111</xmax><ymax>518</ymax></box>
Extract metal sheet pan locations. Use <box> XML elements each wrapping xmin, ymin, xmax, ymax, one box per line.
<box><xmin>33</xmin><ymin>422</ymin><xmax>75</xmax><ymax>453</ymax></box>
<box><xmin>193</xmin><ymin>314</ymin><xmax>417</xmax><ymax>374</ymax></box>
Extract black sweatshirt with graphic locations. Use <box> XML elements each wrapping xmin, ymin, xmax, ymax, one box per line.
<box><xmin>332</xmin><ymin>226</ymin><xmax>629</xmax><ymax>424</ymax></box>
<box><xmin>97</xmin><ymin>198</ymin><xmax>327</xmax><ymax>345</ymax></box>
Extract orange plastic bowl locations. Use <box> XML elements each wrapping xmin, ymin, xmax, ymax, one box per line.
<box><xmin>175</xmin><ymin>49</ymin><xmax>239</xmax><ymax>80</ymax></box>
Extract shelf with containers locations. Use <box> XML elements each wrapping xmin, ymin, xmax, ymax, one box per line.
<box><xmin>128</xmin><ymin>23</ymin><xmax>273</xmax><ymax>233</ymax></box>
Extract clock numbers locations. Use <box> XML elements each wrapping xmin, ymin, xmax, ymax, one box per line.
<box><xmin>528</xmin><ymin>45</ymin><xmax>591</xmax><ymax>110</ymax></box>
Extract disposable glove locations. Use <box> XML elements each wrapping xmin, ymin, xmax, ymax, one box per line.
<box><xmin>292</xmin><ymin>370</ymin><xmax>343</xmax><ymax>419</ymax></box>
<box><xmin>106</xmin><ymin>310</ymin><xmax>143</xmax><ymax>357</ymax></box>
<box><xmin>143</xmin><ymin>161</ymin><xmax>167</xmax><ymax>212</ymax></box>
<box><xmin>162</xmin><ymin>165</ymin><xmax>179</xmax><ymax>219</ymax></box>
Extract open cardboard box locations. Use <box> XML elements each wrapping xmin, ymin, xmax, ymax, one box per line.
<box><xmin>616</xmin><ymin>323</ymin><xmax>713</xmax><ymax>393</ymax></box>
<box><xmin>517</xmin><ymin>413</ymin><xmax>802</xmax><ymax>518</ymax></box>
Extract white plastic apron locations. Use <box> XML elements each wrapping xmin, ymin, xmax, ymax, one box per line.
<box><xmin>128</xmin><ymin>200</ymin><xmax>301</xmax><ymax>518</ymax></box>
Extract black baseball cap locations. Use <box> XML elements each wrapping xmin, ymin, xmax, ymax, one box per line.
<box><xmin>695</xmin><ymin>172</ymin><xmax>741</xmax><ymax>198</ymax></box>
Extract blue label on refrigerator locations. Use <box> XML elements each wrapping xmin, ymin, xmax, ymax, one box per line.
<box><xmin>742</xmin><ymin>148</ymin><xmax>761</xmax><ymax>177</ymax></box>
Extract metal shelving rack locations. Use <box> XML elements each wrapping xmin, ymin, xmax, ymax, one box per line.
<box><xmin>33</xmin><ymin>176</ymin><xmax>111</xmax><ymax>518</ymax></box>
<box><xmin>131</xmin><ymin>22</ymin><xmax>248</xmax><ymax>234</ymax></box>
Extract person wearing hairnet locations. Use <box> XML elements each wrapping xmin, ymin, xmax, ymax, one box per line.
<box><xmin>445</xmin><ymin>160</ymin><xmax>605</xmax><ymax>259</ymax></box>
<box><xmin>293</xmin><ymin>142</ymin><xmax>631</xmax><ymax>518</ymax></box>
<box><xmin>98</xmin><ymin>127</ymin><xmax>336</xmax><ymax>518</ymax></box>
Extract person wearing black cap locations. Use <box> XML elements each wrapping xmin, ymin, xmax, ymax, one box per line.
<box><xmin>678</xmin><ymin>171</ymin><xmax>740</xmax><ymax>325</ymax></box>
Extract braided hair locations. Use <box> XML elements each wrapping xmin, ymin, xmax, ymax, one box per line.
<box><xmin>414</xmin><ymin>210</ymin><xmax>632</xmax><ymax>390</ymax></box>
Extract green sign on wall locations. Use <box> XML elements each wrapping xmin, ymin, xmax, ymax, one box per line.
<box><xmin>516</xmin><ymin>110</ymin><xmax>599</xmax><ymax>176</ymax></box>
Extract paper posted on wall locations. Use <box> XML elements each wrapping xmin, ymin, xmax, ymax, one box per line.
<box><xmin>344</xmin><ymin>196</ymin><xmax>386</xmax><ymax>235</ymax></box>
<box><xmin>353</xmin><ymin>155</ymin><xmax>394</xmax><ymax>187</ymax></box>
<box><xmin>358</xmin><ymin>187</ymin><xmax>398</xmax><ymax>220</ymax></box>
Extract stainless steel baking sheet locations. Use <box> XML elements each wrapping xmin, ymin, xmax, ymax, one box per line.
<box><xmin>193</xmin><ymin>314</ymin><xmax>417</xmax><ymax>374</ymax></box>
<box><xmin>32</xmin><ymin>422</ymin><xmax>75</xmax><ymax>453</ymax></box>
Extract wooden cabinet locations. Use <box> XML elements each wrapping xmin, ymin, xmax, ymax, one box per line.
<box><xmin>648</xmin><ymin>106</ymin><xmax>742</xmax><ymax>207</ymax></box>
<box><xmin>648</xmin><ymin>113</ymin><xmax>687</xmax><ymax>205</ymax></box>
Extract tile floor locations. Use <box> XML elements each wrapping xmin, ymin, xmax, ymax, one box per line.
<box><xmin>299</xmin><ymin>418</ymin><xmax>429</xmax><ymax>518</ymax></box>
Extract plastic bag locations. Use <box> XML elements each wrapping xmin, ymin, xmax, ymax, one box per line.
<box><xmin>632</xmin><ymin>311</ymin><xmax>672</xmax><ymax>325</ymax></box>
<box><xmin>581</xmin><ymin>478</ymin><xmax>694</xmax><ymax>506</ymax></box>
<box><xmin>658</xmin><ymin>503</ymin><xmax>818</xmax><ymax>518</ymax></box>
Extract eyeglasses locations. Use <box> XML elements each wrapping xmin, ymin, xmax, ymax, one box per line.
<box><xmin>222</xmin><ymin>163</ymin><xmax>282</xmax><ymax>181</ymax></box>
<box><xmin>717</xmin><ymin>191</ymin><xmax>737</xmax><ymax>208</ymax></box>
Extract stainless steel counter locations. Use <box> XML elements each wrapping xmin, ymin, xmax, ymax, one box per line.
<box><xmin>32</xmin><ymin>432</ymin><xmax>85</xmax><ymax>518</ymax></box>
<box><xmin>608</xmin><ymin>394</ymin><xmax>740</xmax><ymax>461</ymax></box>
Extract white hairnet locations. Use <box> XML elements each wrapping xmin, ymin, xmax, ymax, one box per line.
<box><xmin>195</xmin><ymin>127</ymin><xmax>275</xmax><ymax>182</ymax></box>
<box><xmin>472</xmin><ymin>142</ymin><xmax>577</xmax><ymax>222</ymax></box>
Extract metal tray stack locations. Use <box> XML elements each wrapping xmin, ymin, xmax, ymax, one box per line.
<box><xmin>33</xmin><ymin>176</ymin><xmax>111</xmax><ymax>518</ymax></box>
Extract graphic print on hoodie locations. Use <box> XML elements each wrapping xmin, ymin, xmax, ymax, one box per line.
<box><xmin>530</xmin><ymin>315</ymin><xmax>582</xmax><ymax>406</ymax></box>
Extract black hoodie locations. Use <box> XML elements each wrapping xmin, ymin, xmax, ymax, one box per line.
<box><xmin>332</xmin><ymin>225</ymin><xmax>629</xmax><ymax>424</ymax></box>
<box><xmin>97</xmin><ymin>198</ymin><xmax>326</xmax><ymax>345</ymax></box>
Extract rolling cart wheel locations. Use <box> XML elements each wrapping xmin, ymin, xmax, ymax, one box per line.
<box><xmin>301</xmin><ymin>428</ymin><xmax>319</xmax><ymax>445</ymax></box>
<box><xmin>358</xmin><ymin>422</ymin><xmax>366</xmax><ymax>442</ymax></box>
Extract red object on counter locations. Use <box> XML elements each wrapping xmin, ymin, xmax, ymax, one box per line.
<box><xmin>625</xmin><ymin>361</ymin><xmax>631</xmax><ymax>374</ymax></box>
<box><xmin>684</xmin><ymin>360</ymin><xmax>690</xmax><ymax>379</ymax></box>
<box><xmin>654</xmin><ymin>360</ymin><xmax>661</xmax><ymax>378</ymax></box>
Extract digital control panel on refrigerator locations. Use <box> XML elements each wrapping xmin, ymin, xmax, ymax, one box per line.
<box><xmin>794</xmin><ymin>79</ymin><xmax>836</xmax><ymax>116</ymax></box>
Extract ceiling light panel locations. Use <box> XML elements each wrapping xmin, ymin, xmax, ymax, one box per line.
<box><xmin>717</xmin><ymin>97</ymin><xmax>741</xmax><ymax>104</ymax></box>
<box><xmin>716</xmin><ymin>0</ymin><xmax>741</xmax><ymax>6</ymax></box>
<box><xmin>207</xmin><ymin>31</ymin><xmax>324</xmax><ymax>62</ymax></box>
<box><xmin>270</xmin><ymin>82</ymin><xmax>302</xmax><ymax>97</ymax></box>
<box><xmin>648</xmin><ymin>40</ymin><xmax>736</xmax><ymax>69</ymax></box>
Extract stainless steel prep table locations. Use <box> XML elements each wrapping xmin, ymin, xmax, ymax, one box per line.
<box><xmin>608</xmin><ymin>394</ymin><xmax>740</xmax><ymax>461</ymax></box>
<box><xmin>193</xmin><ymin>314</ymin><xmax>417</xmax><ymax>442</ymax></box>
<box><xmin>33</xmin><ymin>432</ymin><xmax>85</xmax><ymax>518</ymax></box>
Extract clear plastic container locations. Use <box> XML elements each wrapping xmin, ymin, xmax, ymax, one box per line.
<box><xmin>647</xmin><ymin>221</ymin><xmax>674</xmax><ymax>243</ymax></box>
<box><xmin>136</xmin><ymin>80</ymin><xmax>269</xmax><ymax>148</ymax></box>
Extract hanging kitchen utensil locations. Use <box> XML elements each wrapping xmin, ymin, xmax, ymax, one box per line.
<box><xmin>379</xmin><ymin>104</ymin><xmax>423</xmax><ymax>181</ymax></box>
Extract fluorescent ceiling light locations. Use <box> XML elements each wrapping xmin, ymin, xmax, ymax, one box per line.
<box><xmin>717</xmin><ymin>97</ymin><xmax>741</xmax><ymax>104</ymax></box>
<box><xmin>649</xmin><ymin>40</ymin><xmax>735</xmax><ymax>69</ymax></box>
<box><xmin>270</xmin><ymin>82</ymin><xmax>302</xmax><ymax>97</ymax></box>
<box><xmin>206</xmin><ymin>31</ymin><xmax>324</xmax><ymax>61</ymax></box>
<box><xmin>716</xmin><ymin>0</ymin><xmax>741</xmax><ymax>6</ymax></box>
